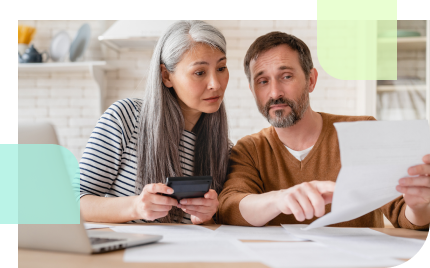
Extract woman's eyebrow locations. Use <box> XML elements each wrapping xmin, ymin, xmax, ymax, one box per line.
<box><xmin>190</xmin><ymin>57</ymin><xmax>227</xmax><ymax>67</ymax></box>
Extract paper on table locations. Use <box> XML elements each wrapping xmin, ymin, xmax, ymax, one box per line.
<box><xmin>123</xmin><ymin>237</ymin><xmax>259</xmax><ymax>263</ymax></box>
<box><xmin>213</xmin><ymin>225</ymin><xmax>307</xmax><ymax>241</ymax></box>
<box><xmin>282</xmin><ymin>224</ymin><xmax>426</xmax><ymax>260</ymax></box>
<box><xmin>305</xmin><ymin>120</ymin><xmax>430</xmax><ymax>230</ymax></box>
<box><xmin>84</xmin><ymin>223</ymin><xmax>112</xmax><ymax>230</ymax></box>
<box><xmin>111</xmin><ymin>224</ymin><xmax>215</xmax><ymax>242</ymax></box>
<box><xmin>243</xmin><ymin>242</ymin><xmax>403</xmax><ymax>268</ymax></box>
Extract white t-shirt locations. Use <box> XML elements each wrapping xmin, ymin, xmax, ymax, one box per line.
<box><xmin>285</xmin><ymin>145</ymin><xmax>314</xmax><ymax>161</ymax></box>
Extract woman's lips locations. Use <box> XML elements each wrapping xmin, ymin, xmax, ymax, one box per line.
<box><xmin>203</xmin><ymin>96</ymin><xmax>220</xmax><ymax>103</ymax></box>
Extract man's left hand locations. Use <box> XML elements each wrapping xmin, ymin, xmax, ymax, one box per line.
<box><xmin>396</xmin><ymin>154</ymin><xmax>430</xmax><ymax>226</ymax></box>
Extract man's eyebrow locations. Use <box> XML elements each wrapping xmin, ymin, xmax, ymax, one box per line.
<box><xmin>190</xmin><ymin>56</ymin><xmax>227</xmax><ymax>66</ymax></box>
<box><xmin>253</xmin><ymin>70</ymin><xmax>265</xmax><ymax>81</ymax></box>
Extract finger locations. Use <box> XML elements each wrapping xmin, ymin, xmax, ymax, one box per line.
<box><xmin>311</xmin><ymin>181</ymin><xmax>336</xmax><ymax>195</ymax></box>
<box><xmin>204</xmin><ymin>189</ymin><xmax>218</xmax><ymax>199</ymax></box>
<box><xmin>181</xmin><ymin>208</ymin><xmax>211</xmax><ymax>221</ymax></box>
<box><xmin>284</xmin><ymin>194</ymin><xmax>305</xmax><ymax>222</ymax></box>
<box><xmin>145</xmin><ymin>183</ymin><xmax>174</xmax><ymax>195</ymax></box>
<box><xmin>408</xmin><ymin>164</ymin><xmax>430</xmax><ymax>176</ymax></box>
<box><xmin>396</xmin><ymin>185</ymin><xmax>430</xmax><ymax>197</ymax></box>
<box><xmin>301</xmin><ymin>182</ymin><xmax>326</xmax><ymax>217</ymax></box>
<box><xmin>180</xmin><ymin>204</ymin><xmax>216</xmax><ymax>214</ymax></box>
<box><xmin>423</xmin><ymin>154</ymin><xmax>430</xmax><ymax>164</ymax></box>
<box><xmin>294</xmin><ymin>186</ymin><xmax>315</xmax><ymax>220</ymax></box>
<box><xmin>322</xmin><ymin>192</ymin><xmax>334</xmax><ymax>205</ymax></box>
<box><xmin>399</xmin><ymin>176</ymin><xmax>430</xmax><ymax>187</ymax></box>
<box><xmin>151</xmin><ymin>194</ymin><xmax>178</xmax><ymax>206</ymax></box>
<box><xmin>180</xmin><ymin>198</ymin><xmax>211</xmax><ymax>206</ymax></box>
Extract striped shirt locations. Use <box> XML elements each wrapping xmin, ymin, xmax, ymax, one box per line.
<box><xmin>78</xmin><ymin>98</ymin><xmax>196</xmax><ymax>224</ymax></box>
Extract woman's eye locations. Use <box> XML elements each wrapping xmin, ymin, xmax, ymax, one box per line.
<box><xmin>195</xmin><ymin>71</ymin><xmax>205</xmax><ymax>76</ymax></box>
<box><xmin>218</xmin><ymin>67</ymin><xmax>227</xmax><ymax>72</ymax></box>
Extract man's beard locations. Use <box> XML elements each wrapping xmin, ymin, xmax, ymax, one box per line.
<box><xmin>257</xmin><ymin>86</ymin><xmax>310</xmax><ymax>128</ymax></box>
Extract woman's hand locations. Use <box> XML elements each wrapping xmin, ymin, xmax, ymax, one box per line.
<box><xmin>177</xmin><ymin>189</ymin><xmax>219</xmax><ymax>225</ymax></box>
<box><xmin>132</xmin><ymin>183</ymin><xmax>178</xmax><ymax>221</ymax></box>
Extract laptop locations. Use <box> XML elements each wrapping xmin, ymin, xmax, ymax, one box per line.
<box><xmin>18</xmin><ymin>121</ymin><xmax>162</xmax><ymax>254</ymax></box>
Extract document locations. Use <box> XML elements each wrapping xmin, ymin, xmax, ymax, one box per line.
<box><xmin>83</xmin><ymin>223</ymin><xmax>112</xmax><ymax>230</ymax></box>
<box><xmin>213</xmin><ymin>225</ymin><xmax>307</xmax><ymax>241</ymax></box>
<box><xmin>123</xmin><ymin>237</ymin><xmax>258</xmax><ymax>263</ymax></box>
<box><xmin>243</xmin><ymin>242</ymin><xmax>403</xmax><ymax>268</ymax></box>
<box><xmin>111</xmin><ymin>224</ymin><xmax>215</xmax><ymax>242</ymax></box>
<box><xmin>305</xmin><ymin>120</ymin><xmax>430</xmax><ymax>230</ymax></box>
<box><xmin>282</xmin><ymin>224</ymin><xmax>426</xmax><ymax>260</ymax></box>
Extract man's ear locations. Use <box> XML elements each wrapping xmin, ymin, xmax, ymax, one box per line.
<box><xmin>308</xmin><ymin>68</ymin><xmax>318</xmax><ymax>93</ymax></box>
<box><xmin>160</xmin><ymin>64</ymin><xmax>173</xmax><ymax>88</ymax></box>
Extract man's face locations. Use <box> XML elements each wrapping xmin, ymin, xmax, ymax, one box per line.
<box><xmin>249</xmin><ymin>44</ymin><xmax>312</xmax><ymax>128</ymax></box>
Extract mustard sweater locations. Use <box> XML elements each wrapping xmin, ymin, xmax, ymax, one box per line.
<box><xmin>218</xmin><ymin>112</ymin><xmax>429</xmax><ymax>230</ymax></box>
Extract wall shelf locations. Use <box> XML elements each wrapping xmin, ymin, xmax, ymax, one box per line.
<box><xmin>18</xmin><ymin>61</ymin><xmax>118</xmax><ymax>115</ymax></box>
<box><xmin>377</xmin><ymin>85</ymin><xmax>426</xmax><ymax>92</ymax></box>
<box><xmin>378</xmin><ymin>36</ymin><xmax>426</xmax><ymax>50</ymax></box>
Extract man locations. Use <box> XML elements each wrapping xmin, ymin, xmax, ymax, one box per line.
<box><xmin>218</xmin><ymin>32</ymin><xmax>430</xmax><ymax>229</ymax></box>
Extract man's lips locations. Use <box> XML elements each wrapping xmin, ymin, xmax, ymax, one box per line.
<box><xmin>270</xmin><ymin>104</ymin><xmax>289</xmax><ymax>110</ymax></box>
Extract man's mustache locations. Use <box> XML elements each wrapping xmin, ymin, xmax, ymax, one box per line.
<box><xmin>264</xmin><ymin>97</ymin><xmax>295</xmax><ymax>112</ymax></box>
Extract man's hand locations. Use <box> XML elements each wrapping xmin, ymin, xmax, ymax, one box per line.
<box><xmin>178</xmin><ymin>189</ymin><xmax>219</xmax><ymax>225</ymax></box>
<box><xmin>276</xmin><ymin>181</ymin><xmax>335</xmax><ymax>222</ymax></box>
<box><xmin>396</xmin><ymin>154</ymin><xmax>430</xmax><ymax>226</ymax></box>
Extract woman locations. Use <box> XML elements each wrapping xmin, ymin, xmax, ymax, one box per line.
<box><xmin>79</xmin><ymin>20</ymin><xmax>230</xmax><ymax>224</ymax></box>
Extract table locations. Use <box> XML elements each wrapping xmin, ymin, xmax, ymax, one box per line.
<box><xmin>18</xmin><ymin>223</ymin><xmax>428</xmax><ymax>268</ymax></box>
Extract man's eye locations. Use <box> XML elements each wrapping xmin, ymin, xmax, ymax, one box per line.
<box><xmin>195</xmin><ymin>71</ymin><xmax>205</xmax><ymax>76</ymax></box>
<box><xmin>259</xmin><ymin>81</ymin><xmax>268</xmax><ymax>85</ymax></box>
<box><xmin>284</xmin><ymin>75</ymin><xmax>292</xmax><ymax>79</ymax></box>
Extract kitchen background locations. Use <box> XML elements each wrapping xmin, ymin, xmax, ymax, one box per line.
<box><xmin>18</xmin><ymin>20</ymin><xmax>429</xmax><ymax>161</ymax></box>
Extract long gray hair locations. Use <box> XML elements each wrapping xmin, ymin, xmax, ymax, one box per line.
<box><xmin>135</xmin><ymin>20</ymin><xmax>230</xmax><ymax>223</ymax></box>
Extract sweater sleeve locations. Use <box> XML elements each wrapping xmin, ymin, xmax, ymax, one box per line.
<box><xmin>218</xmin><ymin>137</ymin><xmax>265</xmax><ymax>226</ymax></box>
<box><xmin>380</xmin><ymin>196</ymin><xmax>430</xmax><ymax>230</ymax></box>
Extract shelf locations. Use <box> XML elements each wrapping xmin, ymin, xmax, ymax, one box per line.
<box><xmin>378</xmin><ymin>36</ymin><xmax>426</xmax><ymax>50</ymax></box>
<box><xmin>377</xmin><ymin>84</ymin><xmax>426</xmax><ymax>92</ymax></box>
<box><xmin>18</xmin><ymin>61</ymin><xmax>118</xmax><ymax>115</ymax></box>
<box><xmin>18</xmin><ymin>61</ymin><xmax>116</xmax><ymax>73</ymax></box>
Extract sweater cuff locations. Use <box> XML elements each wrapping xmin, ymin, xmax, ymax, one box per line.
<box><xmin>219</xmin><ymin>192</ymin><xmax>253</xmax><ymax>226</ymax></box>
<box><xmin>398</xmin><ymin>204</ymin><xmax>430</xmax><ymax>230</ymax></box>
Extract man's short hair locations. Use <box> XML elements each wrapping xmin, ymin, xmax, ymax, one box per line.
<box><xmin>244</xmin><ymin>31</ymin><xmax>314</xmax><ymax>84</ymax></box>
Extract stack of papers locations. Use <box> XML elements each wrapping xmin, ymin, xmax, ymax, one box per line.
<box><xmin>282</xmin><ymin>224</ymin><xmax>426</xmax><ymax>260</ymax></box>
<box><xmin>213</xmin><ymin>225</ymin><xmax>306</xmax><ymax>241</ymax></box>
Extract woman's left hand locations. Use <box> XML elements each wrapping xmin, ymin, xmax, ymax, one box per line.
<box><xmin>177</xmin><ymin>189</ymin><xmax>219</xmax><ymax>225</ymax></box>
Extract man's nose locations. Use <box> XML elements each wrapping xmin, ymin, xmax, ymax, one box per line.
<box><xmin>268</xmin><ymin>79</ymin><xmax>283</xmax><ymax>99</ymax></box>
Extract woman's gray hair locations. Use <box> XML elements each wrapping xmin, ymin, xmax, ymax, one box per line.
<box><xmin>135</xmin><ymin>20</ymin><xmax>229</xmax><ymax>223</ymax></box>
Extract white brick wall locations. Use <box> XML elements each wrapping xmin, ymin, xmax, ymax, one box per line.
<box><xmin>18</xmin><ymin>20</ymin><xmax>364</xmax><ymax>160</ymax></box>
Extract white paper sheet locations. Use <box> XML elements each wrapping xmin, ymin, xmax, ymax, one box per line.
<box><xmin>84</xmin><ymin>223</ymin><xmax>112</xmax><ymax>230</ymax></box>
<box><xmin>123</xmin><ymin>237</ymin><xmax>259</xmax><ymax>263</ymax></box>
<box><xmin>213</xmin><ymin>225</ymin><xmax>307</xmax><ymax>241</ymax></box>
<box><xmin>111</xmin><ymin>224</ymin><xmax>215</xmax><ymax>242</ymax></box>
<box><xmin>305</xmin><ymin>120</ymin><xmax>430</xmax><ymax>230</ymax></box>
<box><xmin>243</xmin><ymin>242</ymin><xmax>403</xmax><ymax>268</ymax></box>
<box><xmin>282</xmin><ymin>224</ymin><xmax>426</xmax><ymax>260</ymax></box>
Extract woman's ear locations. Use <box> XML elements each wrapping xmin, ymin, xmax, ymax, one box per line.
<box><xmin>160</xmin><ymin>64</ymin><xmax>174</xmax><ymax>88</ymax></box>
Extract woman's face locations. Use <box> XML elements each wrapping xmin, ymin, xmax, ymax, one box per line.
<box><xmin>161</xmin><ymin>43</ymin><xmax>229</xmax><ymax>114</ymax></box>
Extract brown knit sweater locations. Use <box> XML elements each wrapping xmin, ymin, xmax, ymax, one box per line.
<box><xmin>218</xmin><ymin>112</ymin><xmax>429</xmax><ymax>230</ymax></box>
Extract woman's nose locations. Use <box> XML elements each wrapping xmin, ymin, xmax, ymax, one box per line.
<box><xmin>207</xmin><ymin>72</ymin><xmax>221</xmax><ymax>91</ymax></box>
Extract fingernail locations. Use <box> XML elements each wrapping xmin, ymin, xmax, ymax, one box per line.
<box><xmin>167</xmin><ymin>189</ymin><xmax>173</xmax><ymax>194</ymax></box>
<box><xmin>180</xmin><ymin>199</ymin><xmax>187</xmax><ymax>204</ymax></box>
<box><xmin>398</xmin><ymin>178</ymin><xmax>405</xmax><ymax>185</ymax></box>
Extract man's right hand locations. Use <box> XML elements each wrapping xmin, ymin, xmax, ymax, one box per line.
<box><xmin>132</xmin><ymin>183</ymin><xmax>179</xmax><ymax>221</ymax></box>
<box><xmin>275</xmin><ymin>181</ymin><xmax>335</xmax><ymax>222</ymax></box>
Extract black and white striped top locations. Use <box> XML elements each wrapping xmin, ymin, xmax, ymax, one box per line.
<box><xmin>78</xmin><ymin>98</ymin><xmax>195</xmax><ymax>224</ymax></box>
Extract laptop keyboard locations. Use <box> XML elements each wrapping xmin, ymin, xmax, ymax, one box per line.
<box><xmin>89</xmin><ymin>237</ymin><xmax>126</xmax><ymax>245</ymax></box>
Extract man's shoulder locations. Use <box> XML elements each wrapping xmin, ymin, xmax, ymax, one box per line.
<box><xmin>321</xmin><ymin>112</ymin><xmax>376</xmax><ymax>124</ymax></box>
<box><xmin>234</xmin><ymin>126</ymin><xmax>273</xmax><ymax>151</ymax></box>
